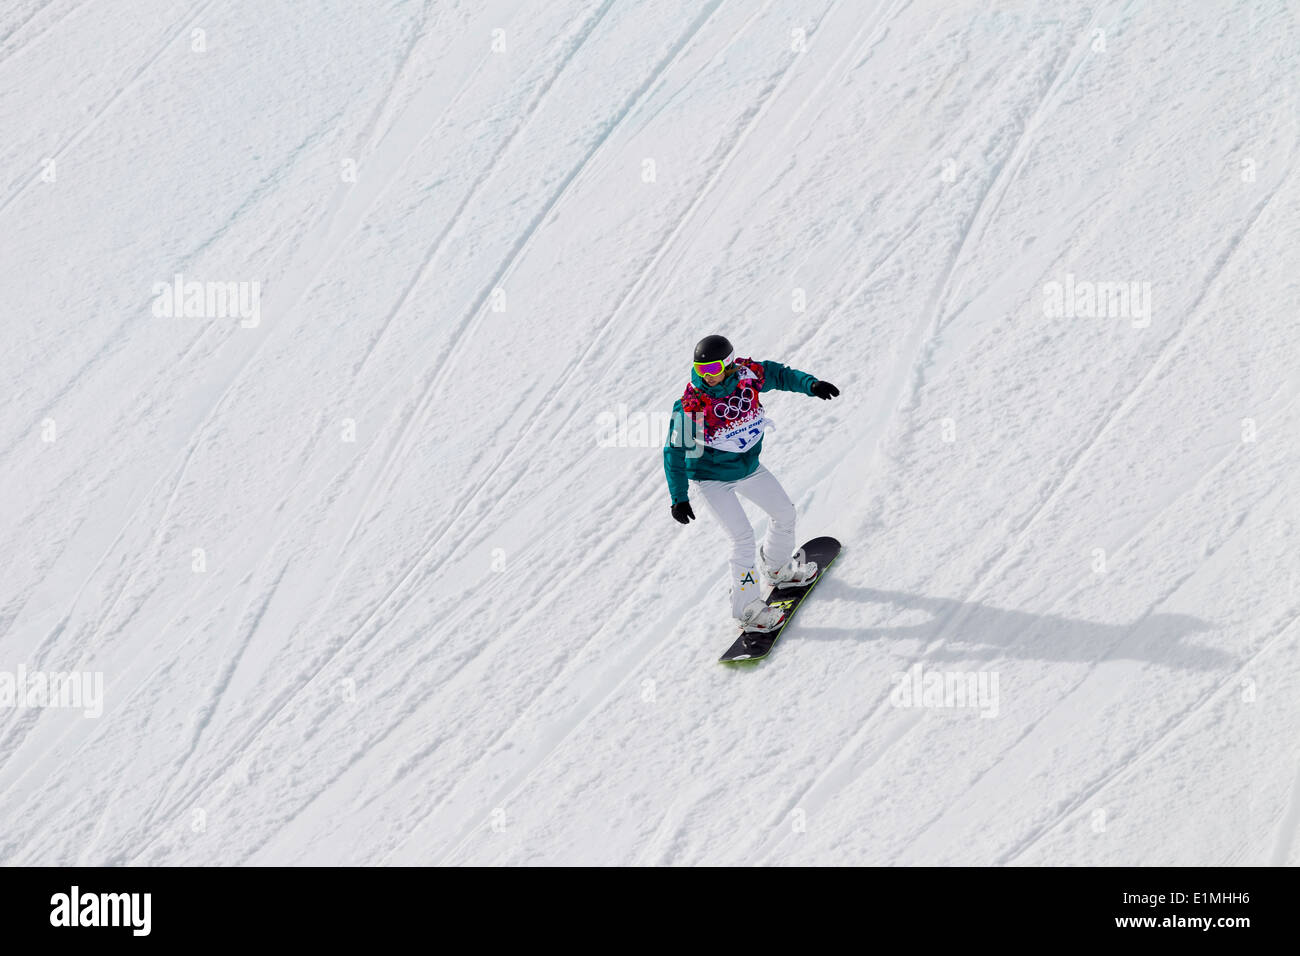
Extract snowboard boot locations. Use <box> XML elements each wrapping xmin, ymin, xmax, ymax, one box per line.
<box><xmin>760</xmin><ymin>545</ymin><xmax>819</xmax><ymax>589</ymax></box>
<box><xmin>738</xmin><ymin>598</ymin><xmax>786</xmax><ymax>633</ymax></box>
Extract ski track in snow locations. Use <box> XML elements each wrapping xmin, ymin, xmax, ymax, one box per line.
<box><xmin>807</xmin><ymin>118</ymin><xmax>1296</xmax><ymax>858</ymax></box>
<box><xmin>719</xmin><ymin>12</ymin><xmax>1119</xmax><ymax>864</ymax></box>
<box><xmin>1</xmin><ymin>0</ymin><xmax>537</xmax><ymax>808</ymax></box>
<box><xmin>4</xmin><ymin>0</ymin><xmax>1298</xmax><ymax>865</ymax></box>
<box><xmin>0</xmin><ymin>0</ymin><xmax>86</xmax><ymax>69</ymax></box>
<box><xmin>120</xmin><ymin>0</ymin><xmax>747</xmax><ymax>861</ymax></box>
<box><xmin>375</xmin><ymin>7</ymin><xmax>852</xmax><ymax>861</ymax></box>
<box><xmin>339</xmin><ymin>0</ymin><xmax>724</xmax><ymax>554</ymax></box>
<box><xmin>0</xmin><ymin>0</ymin><xmax>217</xmax><ymax>217</ymax></box>
<box><xmin>1005</xmin><ymin>607</ymin><xmax>1300</xmax><ymax>865</ymax></box>
<box><xmin>418</xmin><ymin>0</ymin><xmax>934</xmax><ymax>866</ymax></box>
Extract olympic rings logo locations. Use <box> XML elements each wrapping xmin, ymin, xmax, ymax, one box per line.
<box><xmin>714</xmin><ymin>387</ymin><xmax>756</xmax><ymax>420</ymax></box>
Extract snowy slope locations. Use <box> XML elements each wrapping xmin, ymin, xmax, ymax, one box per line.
<box><xmin>1</xmin><ymin>0</ymin><xmax>1297</xmax><ymax>865</ymax></box>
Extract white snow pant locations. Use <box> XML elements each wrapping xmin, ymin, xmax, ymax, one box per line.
<box><xmin>694</xmin><ymin>464</ymin><xmax>797</xmax><ymax>619</ymax></box>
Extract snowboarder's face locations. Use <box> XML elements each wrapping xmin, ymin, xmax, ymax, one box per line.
<box><xmin>700</xmin><ymin>366</ymin><xmax>727</xmax><ymax>385</ymax></box>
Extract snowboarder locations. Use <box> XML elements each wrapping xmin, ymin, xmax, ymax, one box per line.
<box><xmin>663</xmin><ymin>334</ymin><xmax>839</xmax><ymax>633</ymax></box>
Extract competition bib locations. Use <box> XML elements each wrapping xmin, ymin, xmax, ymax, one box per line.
<box><xmin>685</xmin><ymin>362</ymin><xmax>769</xmax><ymax>453</ymax></box>
<box><xmin>706</xmin><ymin>408</ymin><xmax>768</xmax><ymax>453</ymax></box>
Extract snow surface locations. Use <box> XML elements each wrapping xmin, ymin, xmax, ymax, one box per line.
<box><xmin>2</xmin><ymin>0</ymin><xmax>1298</xmax><ymax>866</ymax></box>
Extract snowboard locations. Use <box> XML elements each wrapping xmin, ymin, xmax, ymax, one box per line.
<box><xmin>718</xmin><ymin>536</ymin><xmax>841</xmax><ymax>663</ymax></box>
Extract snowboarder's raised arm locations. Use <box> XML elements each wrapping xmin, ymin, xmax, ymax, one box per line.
<box><xmin>759</xmin><ymin>360</ymin><xmax>818</xmax><ymax>395</ymax></box>
<box><xmin>663</xmin><ymin>398</ymin><xmax>691</xmax><ymax>505</ymax></box>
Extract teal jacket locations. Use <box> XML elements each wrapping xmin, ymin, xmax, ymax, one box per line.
<box><xmin>663</xmin><ymin>360</ymin><xmax>818</xmax><ymax>504</ymax></box>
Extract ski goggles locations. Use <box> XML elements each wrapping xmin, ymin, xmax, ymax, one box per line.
<box><xmin>693</xmin><ymin>352</ymin><xmax>734</xmax><ymax>377</ymax></box>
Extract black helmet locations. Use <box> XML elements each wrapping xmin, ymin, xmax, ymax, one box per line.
<box><xmin>693</xmin><ymin>334</ymin><xmax>733</xmax><ymax>363</ymax></box>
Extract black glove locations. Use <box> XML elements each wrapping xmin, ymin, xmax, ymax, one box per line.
<box><xmin>671</xmin><ymin>501</ymin><xmax>695</xmax><ymax>524</ymax></box>
<box><xmin>811</xmin><ymin>380</ymin><xmax>839</xmax><ymax>400</ymax></box>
